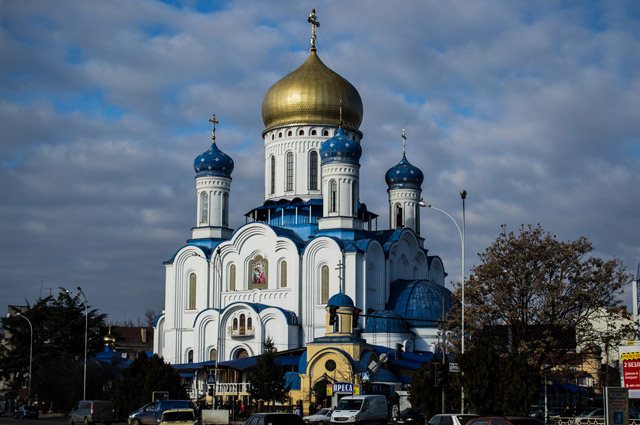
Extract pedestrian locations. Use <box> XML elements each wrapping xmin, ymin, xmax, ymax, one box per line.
<box><xmin>240</xmin><ymin>403</ymin><xmax>245</xmax><ymax>419</ymax></box>
<box><xmin>392</xmin><ymin>404</ymin><xmax>399</xmax><ymax>418</ymax></box>
<box><xmin>294</xmin><ymin>405</ymin><xmax>302</xmax><ymax>416</ymax></box>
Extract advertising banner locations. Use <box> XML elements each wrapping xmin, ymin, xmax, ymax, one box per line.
<box><xmin>604</xmin><ymin>387</ymin><xmax>628</xmax><ymax>425</ymax></box>
<box><xmin>619</xmin><ymin>346</ymin><xmax>640</xmax><ymax>398</ymax></box>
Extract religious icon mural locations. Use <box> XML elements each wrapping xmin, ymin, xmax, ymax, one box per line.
<box><xmin>248</xmin><ymin>255</ymin><xmax>268</xmax><ymax>290</ymax></box>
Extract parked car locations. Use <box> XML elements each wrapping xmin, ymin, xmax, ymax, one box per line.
<box><xmin>392</xmin><ymin>407</ymin><xmax>425</xmax><ymax>424</ymax></box>
<box><xmin>243</xmin><ymin>412</ymin><xmax>306</xmax><ymax>425</ymax></box>
<box><xmin>303</xmin><ymin>408</ymin><xmax>333</xmax><ymax>424</ymax></box>
<box><xmin>14</xmin><ymin>405</ymin><xmax>39</xmax><ymax>419</ymax></box>
<box><xmin>578</xmin><ymin>408</ymin><xmax>604</xmax><ymax>418</ymax></box>
<box><xmin>159</xmin><ymin>409</ymin><xmax>198</xmax><ymax>425</ymax></box>
<box><xmin>467</xmin><ymin>416</ymin><xmax>546</xmax><ymax>425</ymax></box>
<box><xmin>69</xmin><ymin>400</ymin><xmax>114</xmax><ymax>425</ymax></box>
<box><xmin>129</xmin><ymin>400</ymin><xmax>194</xmax><ymax>425</ymax></box>
<box><xmin>429</xmin><ymin>413</ymin><xmax>479</xmax><ymax>425</ymax></box>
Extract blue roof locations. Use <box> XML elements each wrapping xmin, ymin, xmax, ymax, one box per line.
<box><xmin>194</xmin><ymin>142</ymin><xmax>234</xmax><ymax>178</ymax></box>
<box><xmin>385</xmin><ymin>155</ymin><xmax>424</xmax><ymax>190</ymax></box>
<box><xmin>284</xmin><ymin>371</ymin><xmax>301</xmax><ymax>390</ymax></box>
<box><xmin>319</xmin><ymin>128</ymin><xmax>362</xmax><ymax>165</ymax></box>
<box><xmin>364</xmin><ymin>310</ymin><xmax>409</xmax><ymax>333</ymax></box>
<box><xmin>327</xmin><ymin>292</ymin><xmax>354</xmax><ymax>307</ymax></box>
<box><xmin>387</xmin><ymin>279</ymin><xmax>452</xmax><ymax>327</ymax></box>
<box><xmin>172</xmin><ymin>354</ymin><xmax>302</xmax><ymax>371</ymax></box>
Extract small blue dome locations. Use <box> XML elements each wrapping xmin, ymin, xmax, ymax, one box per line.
<box><xmin>385</xmin><ymin>155</ymin><xmax>423</xmax><ymax>190</ymax></box>
<box><xmin>320</xmin><ymin>128</ymin><xmax>362</xmax><ymax>165</ymax></box>
<box><xmin>364</xmin><ymin>310</ymin><xmax>409</xmax><ymax>333</ymax></box>
<box><xmin>327</xmin><ymin>292</ymin><xmax>354</xmax><ymax>308</ymax></box>
<box><xmin>194</xmin><ymin>142</ymin><xmax>234</xmax><ymax>178</ymax></box>
<box><xmin>388</xmin><ymin>280</ymin><xmax>453</xmax><ymax>328</ymax></box>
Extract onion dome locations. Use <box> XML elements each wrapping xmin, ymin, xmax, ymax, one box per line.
<box><xmin>194</xmin><ymin>142</ymin><xmax>234</xmax><ymax>178</ymax></box>
<box><xmin>385</xmin><ymin>155</ymin><xmax>424</xmax><ymax>190</ymax></box>
<box><xmin>103</xmin><ymin>325</ymin><xmax>116</xmax><ymax>346</ymax></box>
<box><xmin>261</xmin><ymin>50</ymin><xmax>363</xmax><ymax>130</ymax></box>
<box><xmin>320</xmin><ymin>127</ymin><xmax>362</xmax><ymax>165</ymax></box>
<box><xmin>327</xmin><ymin>292</ymin><xmax>354</xmax><ymax>308</ymax></box>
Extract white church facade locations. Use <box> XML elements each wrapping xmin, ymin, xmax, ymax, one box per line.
<box><xmin>153</xmin><ymin>11</ymin><xmax>453</xmax><ymax>371</ymax></box>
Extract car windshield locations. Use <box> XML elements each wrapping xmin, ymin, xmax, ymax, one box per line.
<box><xmin>458</xmin><ymin>415</ymin><xmax>479</xmax><ymax>425</ymax></box>
<box><xmin>162</xmin><ymin>411</ymin><xmax>193</xmax><ymax>422</ymax></box>
<box><xmin>336</xmin><ymin>399</ymin><xmax>363</xmax><ymax>410</ymax></box>
<box><xmin>316</xmin><ymin>409</ymin><xmax>331</xmax><ymax>416</ymax></box>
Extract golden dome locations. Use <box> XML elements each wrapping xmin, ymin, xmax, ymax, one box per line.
<box><xmin>262</xmin><ymin>50</ymin><xmax>363</xmax><ymax>130</ymax></box>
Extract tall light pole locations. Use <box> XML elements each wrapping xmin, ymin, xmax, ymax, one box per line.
<box><xmin>15</xmin><ymin>312</ymin><xmax>33</xmax><ymax>402</ymax></box>
<box><xmin>420</xmin><ymin>189</ymin><xmax>466</xmax><ymax>412</ymax></box>
<box><xmin>61</xmin><ymin>286</ymin><xmax>88</xmax><ymax>400</ymax></box>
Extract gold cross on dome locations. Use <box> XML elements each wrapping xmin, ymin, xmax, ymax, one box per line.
<box><xmin>402</xmin><ymin>129</ymin><xmax>406</xmax><ymax>157</ymax></box>
<box><xmin>308</xmin><ymin>9</ymin><xmax>320</xmax><ymax>51</ymax></box>
<box><xmin>209</xmin><ymin>114</ymin><xmax>219</xmax><ymax>143</ymax></box>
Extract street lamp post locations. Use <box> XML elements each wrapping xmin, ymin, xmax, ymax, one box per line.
<box><xmin>420</xmin><ymin>189</ymin><xmax>466</xmax><ymax>412</ymax></box>
<box><xmin>16</xmin><ymin>312</ymin><xmax>33</xmax><ymax>402</ymax></box>
<box><xmin>61</xmin><ymin>286</ymin><xmax>88</xmax><ymax>400</ymax></box>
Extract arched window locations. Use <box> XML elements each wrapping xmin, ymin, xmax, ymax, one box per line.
<box><xmin>233</xmin><ymin>318</ymin><xmax>238</xmax><ymax>330</ymax></box>
<box><xmin>188</xmin><ymin>273</ymin><xmax>196</xmax><ymax>310</ymax></box>
<box><xmin>222</xmin><ymin>192</ymin><xmax>229</xmax><ymax>227</ymax></box>
<box><xmin>309</xmin><ymin>151</ymin><xmax>318</xmax><ymax>190</ymax></box>
<box><xmin>352</xmin><ymin>181</ymin><xmax>358</xmax><ymax>215</ymax></box>
<box><xmin>330</xmin><ymin>180</ymin><xmax>337</xmax><ymax>213</ymax></box>
<box><xmin>271</xmin><ymin>134</ymin><xmax>274</xmax><ymax>140</ymax></box>
<box><xmin>278</xmin><ymin>132</ymin><xmax>282</xmax><ymax>138</ymax></box>
<box><xmin>395</xmin><ymin>204</ymin><xmax>404</xmax><ymax>228</ymax></box>
<box><xmin>280</xmin><ymin>261</ymin><xmax>287</xmax><ymax>288</ymax></box>
<box><xmin>270</xmin><ymin>155</ymin><xmax>276</xmax><ymax>194</ymax></box>
<box><xmin>229</xmin><ymin>264</ymin><xmax>236</xmax><ymax>291</ymax></box>
<box><xmin>187</xmin><ymin>350</ymin><xmax>193</xmax><ymax>363</ymax></box>
<box><xmin>321</xmin><ymin>265</ymin><xmax>329</xmax><ymax>304</ymax></box>
<box><xmin>247</xmin><ymin>317</ymin><xmax>252</xmax><ymax>330</ymax></box>
<box><xmin>209</xmin><ymin>348</ymin><xmax>217</xmax><ymax>361</ymax></box>
<box><xmin>199</xmin><ymin>192</ymin><xmax>208</xmax><ymax>225</ymax></box>
<box><xmin>287</xmin><ymin>130</ymin><xmax>292</xmax><ymax>137</ymax></box>
<box><xmin>237</xmin><ymin>349</ymin><xmax>248</xmax><ymax>359</ymax></box>
<box><xmin>311</xmin><ymin>129</ymin><xmax>317</xmax><ymax>136</ymax></box>
<box><xmin>240</xmin><ymin>314</ymin><xmax>246</xmax><ymax>335</ymax></box>
<box><xmin>299</xmin><ymin>129</ymin><xmax>304</xmax><ymax>136</ymax></box>
<box><xmin>286</xmin><ymin>152</ymin><xmax>294</xmax><ymax>191</ymax></box>
<box><xmin>323</xmin><ymin>130</ymin><xmax>329</xmax><ymax>136</ymax></box>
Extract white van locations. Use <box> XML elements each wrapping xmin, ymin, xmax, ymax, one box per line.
<box><xmin>330</xmin><ymin>394</ymin><xmax>388</xmax><ymax>424</ymax></box>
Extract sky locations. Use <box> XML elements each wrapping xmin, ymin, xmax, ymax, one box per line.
<box><xmin>1</xmin><ymin>0</ymin><xmax>639</xmax><ymax>325</ymax></box>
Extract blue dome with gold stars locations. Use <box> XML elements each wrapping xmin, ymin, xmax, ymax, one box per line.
<box><xmin>385</xmin><ymin>155</ymin><xmax>423</xmax><ymax>190</ymax></box>
<box><xmin>194</xmin><ymin>142</ymin><xmax>234</xmax><ymax>178</ymax></box>
<box><xmin>320</xmin><ymin>128</ymin><xmax>362</xmax><ymax>165</ymax></box>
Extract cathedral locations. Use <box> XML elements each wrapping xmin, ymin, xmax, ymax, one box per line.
<box><xmin>153</xmin><ymin>10</ymin><xmax>453</xmax><ymax>376</ymax></box>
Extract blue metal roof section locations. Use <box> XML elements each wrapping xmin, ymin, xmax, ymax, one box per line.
<box><xmin>385</xmin><ymin>155</ymin><xmax>424</xmax><ymax>190</ymax></box>
<box><xmin>371</xmin><ymin>368</ymin><xmax>398</xmax><ymax>382</ymax></box>
<box><xmin>230</xmin><ymin>221</ymin><xmax>306</xmax><ymax>253</ymax></box>
<box><xmin>387</xmin><ymin>279</ymin><xmax>453</xmax><ymax>328</ymax></box>
<box><xmin>319</xmin><ymin>127</ymin><xmax>362</xmax><ymax>165</ymax></box>
<box><xmin>372</xmin><ymin>345</ymin><xmax>435</xmax><ymax>370</ymax></box>
<box><xmin>194</xmin><ymin>141</ymin><xmax>234</xmax><ymax>178</ymax></box>
<box><xmin>298</xmin><ymin>351</ymin><xmax>308</xmax><ymax>373</ymax></box>
<box><xmin>163</xmin><ymin>242</ymin><xmax>220</xmax><ymax>265</ymax></box>
<box><xmin>327</xmin><ymin>292</ymin><xmax>354</xmax><ymax>308</ymax></box>
<box><xmin>364</xmin><ymin>310</ymin><xmax>409</xmax><ymax>333</ymax></box>
<box><xmin>284</xmin><ymin>371</ymin><xmax>301</xmax><ymax>390</ymax></box>
<box><xmin>172</xmin><ymin>353</ymin><xmax>302</xmax><ymax>371</ymax></box>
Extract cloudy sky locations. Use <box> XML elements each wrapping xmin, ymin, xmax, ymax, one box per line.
<box><xmin>1</xmin><ymin>0</ymin><xmax>639</xmax><ymax>324</ymax></box>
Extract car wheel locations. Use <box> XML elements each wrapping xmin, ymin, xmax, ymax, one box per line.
<box><xmin>319</xmin><ymin>422</ymin><xmax>325</xmax><ymax>425</ymax></box>
<box><xmin>70</xmin><ymin>418</ymin><xmax>75</xmax><ymax>425</ymax></box>
<box><xmin>132</xmin><ymin>419</ymin><xmax>142</xmax><ymax>425</ymax></box>
<box><xmin>85</xmin><ymin>418</ymin><xmax>92</xmax><ymax>425</ymax></box>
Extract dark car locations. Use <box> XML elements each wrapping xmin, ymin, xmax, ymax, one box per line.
<box><xmin>14</xmin><ymin>405</ymin><xmax>39</xmax><ymax>419</ymax></box>
<box><xmin>243</xmin><ymin>412</ymin><xmax>305</xmax><ymax>425</ymax></box>
<box><xmin>392</xmin><ymin>408</ymin><xmax>425</xmax><ymax>424</ymax></box>
<box><xmin>467</xmin><ymin>416</ymin><xmax>546</xmax><ymax>425</ymax></box>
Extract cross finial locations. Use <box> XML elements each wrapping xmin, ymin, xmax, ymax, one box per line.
<box><xmin>209</xmin><ymin>114</ymin><xmax>219</xmax><ymax>143</ymax></box>
<box><xmin>307</xmin><ymin>9</ymin><xmax>320</xmax><ymax>51</ymax></box>
<box><xmin>335</xmin><ymin>260</ymin><xmax>343</xmax><ymax>292</ymax></box>
<box><xmin>402</xmin><ymin>129</ymin><xmax>406</xmax><ymax>157</ymax></box>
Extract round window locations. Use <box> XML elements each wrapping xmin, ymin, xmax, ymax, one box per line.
<box><xmin>325</xmin><ymin>359</ymin><xmax>336</xmax><ymax>371</ymax></box>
